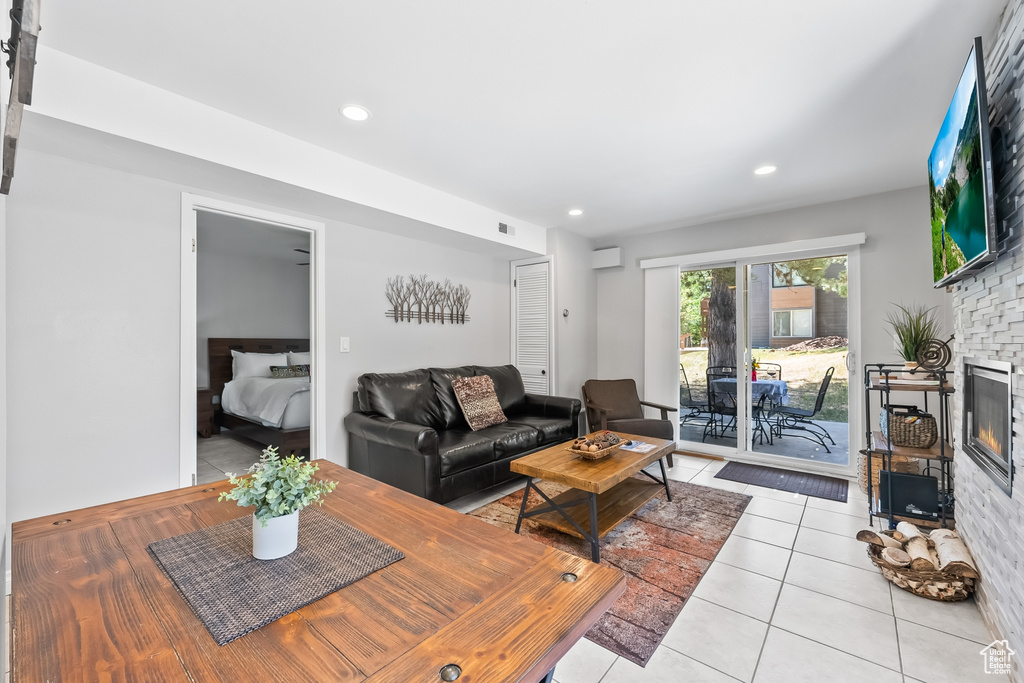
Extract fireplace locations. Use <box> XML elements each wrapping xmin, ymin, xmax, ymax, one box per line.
<box><xmin>963</xmin><ymin>357</ymin><xmax>1013</xmax><ymax>493</ymax></box>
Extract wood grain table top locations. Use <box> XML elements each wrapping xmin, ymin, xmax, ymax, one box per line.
<box><xmin>510</xmin><ymin>433</ymin><xmax>675</xmax><ymax>494</ymax></box>
<box><xmin>11</xmin><ymin>462</ymin><xmax>626</xmax><ymax>682</ymax></box>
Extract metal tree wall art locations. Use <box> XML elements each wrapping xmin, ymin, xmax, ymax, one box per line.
<box><xmin>385</xmin><ymin>275</ymin><xmax>471</xmax><ymax>324</ymax></box>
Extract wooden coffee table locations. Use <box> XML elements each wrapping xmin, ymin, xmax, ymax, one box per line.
<box><xmin>510</xmin><ymin>433</ymin><xmax>675</xmax><ymax>563</ymax></box>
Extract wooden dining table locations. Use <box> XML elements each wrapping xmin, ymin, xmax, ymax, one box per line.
<box><xmin>11</xmin><ymin>461</ymin><xmax>626</xmax><ymax>682</ymax></box>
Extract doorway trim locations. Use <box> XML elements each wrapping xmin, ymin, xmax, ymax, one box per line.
<box><xmin>640</xmin><ymin>232</ymin><xmax>866</xmax><ymax>270</ymax></box>
<box><xmin>179</xmin><ymin>194</ymin><xmax>327</xmax><ymax>488</ymax></box>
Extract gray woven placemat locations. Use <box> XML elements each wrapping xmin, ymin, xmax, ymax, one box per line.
<box><xmin>148</xmin><ymin>506</ymin><xmax>404</xmax><ymax>645</ymax></box>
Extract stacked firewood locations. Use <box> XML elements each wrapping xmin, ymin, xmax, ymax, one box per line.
<box><xmin>856</xmin><ymin>522</ymin><xmax>980</xmax><ymax>600</ymax></box>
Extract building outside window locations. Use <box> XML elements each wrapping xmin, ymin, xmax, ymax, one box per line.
<box><xmin>773</xmin><ymin>309</ymin><xmax>813</xmax><ymax>337</ymax></box>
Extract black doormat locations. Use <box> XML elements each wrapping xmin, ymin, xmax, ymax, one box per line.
<box><xmin>714</xmin><ymin>461</ymin><xmax>848</xmax><ymax>502</ymax></box>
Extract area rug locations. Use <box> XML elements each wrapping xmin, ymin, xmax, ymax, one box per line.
<box><xmin>469</xmin><ymin>478</ymin><xmax>750</xmax><ymax>667</ymax></box>
<box><xmin>715</xmin><ymin>460</ymin><xmax>849</xmax><ymax>502</ymax></box>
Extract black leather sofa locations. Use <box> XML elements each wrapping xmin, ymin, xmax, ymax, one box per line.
<box><xmin>345</xmin><ymin>364</ymin><xmax>582</xmax><ymax>504</ymax></box>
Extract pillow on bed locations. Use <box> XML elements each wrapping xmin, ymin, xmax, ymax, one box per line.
<box><xmin>288</xmin><ymin>352</ymin><xmax>311</xmax><ymax>366</ymax></box>
<box><xmin>231</xmin><ymin>350</ymin><xmax>288</xmax><ymax>379</ymax></box>
<box><xmin>269</xmin><ymin>365</ymin><xmax>310</xmax><ymax>378</ymax></box>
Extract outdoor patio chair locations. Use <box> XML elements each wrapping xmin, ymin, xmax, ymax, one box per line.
<box><xmin>582</xmin><ymin>378</ymin><xmax>677</xmax><ymax>467</ymax></box>
<box><xmin>704</xmin><ymin>366</ymin><xmax>738</xmax><ymax>441</ymax></box>
<box><xmin>704</xmin><ymin>365</ymin><xmax>773</xmax><ymax>444</ymax></box>
<box><xmin>679</xmin><ymin>363</ymin><xmax>711</xmax><ymax>428</ymax></box>
<box><xmin>770</xmin><ymin>366</ymin><xmax>836</xmax><ymax>452</ymax></box>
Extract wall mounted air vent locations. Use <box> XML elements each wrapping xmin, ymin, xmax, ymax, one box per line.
<box><xmin>498</xmin><ymin>222</ymin><xmax>515</xmax><ymax>237</ymax></box>
<box><xmin>592</xmin><ymin>247</ymin><xmax>625</xmax><ymax>269</ymax></box>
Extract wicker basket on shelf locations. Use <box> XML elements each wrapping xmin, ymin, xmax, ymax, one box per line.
<box><xmin>880</xmin><ymin>405</ymin><xmax>938</xmax><ymax>448</ymax></box>
<box><xmin>857</xmin><ymin>451</ymin><xmax>918</xmax><ymax>494</ymax></box>
<box><xmin>866</xmin><ymin>530</ymin><xmax>976</xmax><ymax>602</ymax></box>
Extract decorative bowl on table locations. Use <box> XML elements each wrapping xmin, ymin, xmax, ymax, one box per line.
<box><xmin>566</xmin><ymin>431</ymin><xmax>625</xmax><ymax>461</ymax></box>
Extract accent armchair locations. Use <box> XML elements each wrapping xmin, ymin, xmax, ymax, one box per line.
<box><xmin>581</xmin><ymin>378</ymin><xmax>678</xmax><ymax>468</ymax></box>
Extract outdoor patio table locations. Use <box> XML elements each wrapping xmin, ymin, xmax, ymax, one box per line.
<box><xmin>711</xmin><ymin>378</ymin><xmax>790</xmax><ymax>405</ymax></box>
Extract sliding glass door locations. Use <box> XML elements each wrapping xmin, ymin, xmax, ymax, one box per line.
<box><xmin>744</xmin><ymin>255</ymin><xmax>851</xmax><ymax>468</ymax></box>
<box><xmin>676</xmin><ymin>250</ymin><xmax>857</xmax><ymax>473</ymax></box>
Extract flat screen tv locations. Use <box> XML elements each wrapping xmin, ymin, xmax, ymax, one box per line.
<box><xmin>928</xmin><ymin>36</ymin><xmax>998</xmax><ymax>288</ymax></box>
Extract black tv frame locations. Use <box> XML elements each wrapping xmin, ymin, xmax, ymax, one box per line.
<box><xmin>931</xmin><ymin>36</ymin><xmax>999</xmax><ymax>289</ymax></box>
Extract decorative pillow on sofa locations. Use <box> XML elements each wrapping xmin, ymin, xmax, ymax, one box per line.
<box><xmin>451</xmin><ymin>375</ymin><xmax>507</xmax><ymax>431</ymax></box>
<box><xmin>269</xmin><ymin>365</ymin><xmax>310</xmax><ymax>378</ymax></box>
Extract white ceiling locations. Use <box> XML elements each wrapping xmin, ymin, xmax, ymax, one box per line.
<box><xmin>41</xmin><ymin>0</ymin><xmax>1007</xmax><ymax>240</ymax></box>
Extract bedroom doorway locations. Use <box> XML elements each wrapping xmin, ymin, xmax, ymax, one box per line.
<box><xmin>180</xmin><ymin>195</ymin><xmax>327</xmax><ymax>488</ymax></box>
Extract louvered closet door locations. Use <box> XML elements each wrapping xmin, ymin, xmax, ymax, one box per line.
<box><xmin>514</xmin><ymin>262</ymin><xmax>551</xmax><ymax>395</ymax></box>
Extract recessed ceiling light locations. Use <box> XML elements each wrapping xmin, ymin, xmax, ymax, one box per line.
<box><xmin>754</xmin><ymin>165</ymin><xmax>777</xmax><ymax>175</ymax></box>
<box><xmin>568</xmin><ymin>209</ymin><xmax>584</xmax><ymax>216</ymax></box>
<box><xmin>340</xmin><ymin>105</ymin><xmax>371</xmax><ymax>122</ymax></box>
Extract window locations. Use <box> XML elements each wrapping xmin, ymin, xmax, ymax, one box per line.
<box><xmin>773</xmin><ymin>309</ymin><xmax>812</xmax><ymax>337</ymax></box>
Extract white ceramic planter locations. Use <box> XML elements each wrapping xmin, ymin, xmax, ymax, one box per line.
<box><xmin>252</xmin><ymin>510</ymin><xmax>299</xmax><ymax>560</ymax></box>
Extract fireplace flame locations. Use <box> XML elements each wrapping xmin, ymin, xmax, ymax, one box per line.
<box><xmin>978</xmin><ymin>423</ymin><xmax>1003</xmax><ymax>454</ymax></box>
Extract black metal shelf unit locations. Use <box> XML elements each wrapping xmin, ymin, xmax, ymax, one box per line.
<box><xmin>862</xmin><ymin>364</ymin><xmax>954</xmax><ymax>529</ymax></box>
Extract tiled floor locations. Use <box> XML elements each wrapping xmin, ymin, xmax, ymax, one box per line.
<box><xmin>196</xmin><ymin>431</ymin><xmax>264</xmax><ymax>484</ymax></box>
<box><xmin>454</xmin><ymin>455</ymin><xmax>1004</xmax><ymax>683</ymax></box>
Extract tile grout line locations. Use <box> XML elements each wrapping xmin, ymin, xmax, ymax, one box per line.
<box><xmin>750</xmin><ymin>498</ymin><xmax>910</xmax><ymax>678</ymax></box>
<box><xmin>890</xmin><ymin>580</ymin><xmax>906</xmax><ymax>677</ymax></box>
<box><xmin>778</xmin><ymin>576</ymin><xmax>896</xmax><ymax>618</ymax></box>
<box><xmin>680</xmin><ymin>594</ymin><xmax>774</xmax><ymax>625</ymax></box>
<box><xmin>748</xmin><ymin>496</ymin><xmax>807</xmax><ymax>681</ymax></box>
<box><xmin>768</xmin><ymin>624</ymin><xmax>904</xmax><ymax>675</ymax></box>
<box><xmin>592</xmin><ymin>653</ymin><xmax>619</xmax><ymax>683</ymax></box>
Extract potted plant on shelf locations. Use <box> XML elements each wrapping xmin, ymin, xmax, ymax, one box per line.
<box><xmin>884</xmin><ymin>303</ymin><xmax>939</xmax><ymax>376</ymax></box>
<box><xmin>219</xmin><ymin>446</ymin><xmax>337</xmax><ymax>560</ymax></box>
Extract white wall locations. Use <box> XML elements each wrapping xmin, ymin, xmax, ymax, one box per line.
<box><xmin>6</xmin><ymin>147</ymin><xmax>512</xmax><ymax>523</ymax></box>
<box><xmin>322</xmin><ymin>222</ymin><xmax>512</xmax><ymax>462</ymax></box>
<box><xmin>547</xmin><ymin>228</ymin><xmax>598</xmax><ymax>405</ymax></box>
<box><xmin>196</xmin><ymin>249</ymin><xmax>311</xmax><ymax>386</ymax></box>
<box><xmin>595</xmin><ymin>186</ymin><xmax>951</xmax><ymax>387</ymax></box>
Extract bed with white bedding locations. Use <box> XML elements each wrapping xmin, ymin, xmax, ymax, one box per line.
<box><xmin>221</xmin><ymin>376</ymin><xmax>310</xmax><ymax>429</ymax></box>
<box><xmin>207</xmin><ymin>338</ymin><xmax>311</xmax><ymax>455</ymax></box>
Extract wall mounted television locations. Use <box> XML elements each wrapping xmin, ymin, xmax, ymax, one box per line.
<box><xmin>928</xmin><ymin>36</ymin><xmax>998</xmax><ymax>288</ymax></box>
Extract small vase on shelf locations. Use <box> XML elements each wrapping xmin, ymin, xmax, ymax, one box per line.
<box><xmin>902</xmin><ymin>361</ymin><xmax>919</xmax><ymax>379</ymax></box>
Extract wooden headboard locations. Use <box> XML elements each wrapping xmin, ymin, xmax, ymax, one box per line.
<box><xmin>208</xmin><ymin>337</ymin><xmax>310</xmax><ymax>399</ymax></box>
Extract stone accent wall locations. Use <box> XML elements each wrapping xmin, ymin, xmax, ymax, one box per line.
<box><xmin>952</xmin><ymin>3</ymin><xmax>1024</xmax><ymax>680</ymax></box>
<box><xmin>953</xmin><ymin>252</ymin><xmax>1024</xmax><ymax>677</ymax></box>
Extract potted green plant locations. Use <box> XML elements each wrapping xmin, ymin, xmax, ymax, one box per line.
<box><xmin>884</xmin><ymin>303</ymin><xmax>939</xmax><ymax>375</ymax></box>
<box><xmin>219</xmin><ymin>446</ymin><xmax>337</xmax><ymax>560</ymax></box>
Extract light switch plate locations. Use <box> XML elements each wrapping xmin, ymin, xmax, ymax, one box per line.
<box><xmin>340</xmin><ymin>337</ymin><xmax>350</xmax><ymax>353</ymax></box>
